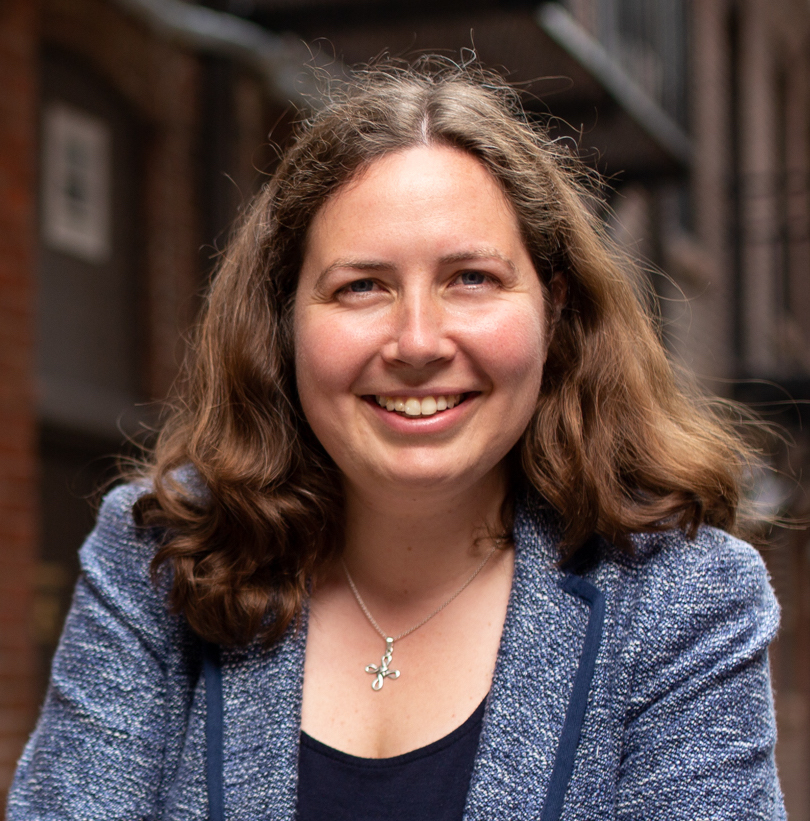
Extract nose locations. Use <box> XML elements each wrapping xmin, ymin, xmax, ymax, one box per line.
<box><xmin>380</xmin><ymin>288</ymin><xmax>456</xmax><ymax>369</ymax></box>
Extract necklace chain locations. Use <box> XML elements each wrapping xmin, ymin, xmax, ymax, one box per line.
<box><xmin>341</xmin><ymin>545</ymin><xmax>498</xmax><ymax>643</ymax></box>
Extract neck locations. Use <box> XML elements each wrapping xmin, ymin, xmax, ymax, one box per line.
<box><xmin>339</xmin><ymin>467</ymin><xmax>510</xmax><ymax>606</ymax></box>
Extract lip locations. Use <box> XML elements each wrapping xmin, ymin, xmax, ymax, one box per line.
<box><xmin>367</xmin><ymin>388</ymin><xmax>474</xmax><ymax>399</ymax></box>
<box><xmin>362</xmin><ymin>391</ymin><xmax>479</xmax><ymax>433</ymax></box>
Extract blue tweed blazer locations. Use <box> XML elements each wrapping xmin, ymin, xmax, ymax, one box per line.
<box><xmin>9</xmin><ymin>483</ymin><xmax>785</xmax><ymax>820</ymax></box>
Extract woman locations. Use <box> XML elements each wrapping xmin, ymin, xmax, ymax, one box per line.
<box><xmin>9</xmin><ymin>61</ymin><xmax>784</xmax><ymax>820</ymax></box>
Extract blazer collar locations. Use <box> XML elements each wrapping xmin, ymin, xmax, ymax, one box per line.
<box><xmin>205</xmin><ymin>496</ymin><xmax>605</xmax><ymax>821</ymax></box>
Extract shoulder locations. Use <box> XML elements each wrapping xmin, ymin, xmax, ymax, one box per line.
<box><xmin>622</xmin><ymin>526</ymin><xmax>779</xmax><ymax>641</ymax></box>
<box><xmin>517</xmin><ymin>495</ymin><xmax>780</xmax><ymax>670</ymax></box>
<box><xmin>77</xmin><ymin>481</ymin><xmax>179</xmax><ymax>660</ymax></box>
<box><xmin>82</xmin><ymin>465</ymin><xmax>206</xmax><ymax>589</ymax></box>
<box><xmin>80</xmin><ymin>480</ymin><xmax>158</xmax><ymax>585</ymax></box>
<box><xmin>584</xmin><ymin>525</ymin><xmax>781</xmax><ymax>680</ymax></box>
<box><xmin>517</xmin><ymin>493</ymin><xmax>777</xmax><ymax>627</ymax></box>
<box><xmin>515</xmin><ymin>493</ymin><xmax>779</xmax><ymax>677</ymax></box>
<box><xmin>600</xmin><ymin>526</ymin><xmax>780</xmax><ymax>732</ymax></box>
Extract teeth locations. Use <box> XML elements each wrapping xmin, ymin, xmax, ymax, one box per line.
<box><xmin>421</xmin><ymin>397</ymin><xmax>437</xmax><ymax>416</ymax></box>
<box><xmin>374</xmin><ymin>394</ymin><xmax>463</xmax><ymax>417</ymax></box>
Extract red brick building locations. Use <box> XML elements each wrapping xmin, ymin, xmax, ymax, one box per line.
<box><xmin>0</xmin><ymin>0</ymin><xmax>808</xmax><ymax>813</ymax></box>
<box><xmin>0</xmin><ymin>0</ymin><xmax>39</xmax><ymax>800</ymax></box>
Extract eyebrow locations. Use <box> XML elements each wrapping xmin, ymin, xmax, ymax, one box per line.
<box><xmin>314</xmin><ymin>248</ymin><xmax>516</xmax><ymax>290</ymax></box>
<box><xmin>438</xmin><ymin>249</ymin><xmax>517</xmax><ymax>272</ymax></box>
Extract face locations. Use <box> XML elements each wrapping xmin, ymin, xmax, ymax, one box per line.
<box><xmin>294</xmin><ymin>144</ymin><xmax>552</xmax><ymax>501</ymax></box>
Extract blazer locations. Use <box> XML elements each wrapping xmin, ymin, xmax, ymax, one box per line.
<box><xmin>8</xmin><ymin>482</ymin><xmax>786</xmax><ymax>820</ymax></box>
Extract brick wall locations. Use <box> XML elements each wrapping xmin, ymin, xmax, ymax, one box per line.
<box><xmin>0</xmin><ymin>0</ymin><xmax>40</xmax><ymax>808</ymax></box>
<box><xmin>0</xmin><ymin>0</ymin><xmax>205</xmax><ymax>805</ymax></box>
<box><xmin>42</xmin><ymin>0</ymin><xmax>203</xmax><ymax>402</ymax></box>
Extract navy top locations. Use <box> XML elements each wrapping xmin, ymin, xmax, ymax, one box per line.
<box><xmin>296</xmin><ymin>697</ymin><xmax>488</xmax><ymax>821</ymax></box>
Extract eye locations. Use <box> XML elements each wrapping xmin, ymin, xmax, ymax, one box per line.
<box><xmin>457</xmin><ymin>270</ymin><xmax>490</xmax><ymax>286</ymax></box>
<box><xmin>347</xmin><ymin>278</ymin><xmax>376</xmax><ymax>293</ymax></box>
<box><xmin>333</xmin><ymin>277</ymin><xmax>385</xmax><ymax>303</ymax></box>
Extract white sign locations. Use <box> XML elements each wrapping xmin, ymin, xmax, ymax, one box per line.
<box><xmin>41</xmin><ymin>103</ymin><xmax>111</xmax><ymax>263</ymax></box>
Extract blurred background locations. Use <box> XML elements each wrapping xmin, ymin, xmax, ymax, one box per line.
<box><xmin>1</xmin><ymin>0</ymin><xmax>809</xmax><ymax>814</ymax></box>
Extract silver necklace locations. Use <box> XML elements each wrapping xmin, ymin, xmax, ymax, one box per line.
<box><xmin>341</xmin><ymin>546</ymin><xmax>498</xmax><ymax>691</ymax></box>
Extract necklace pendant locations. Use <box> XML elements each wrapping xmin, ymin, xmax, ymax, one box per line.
<box><xmin>364</xmin><ymin>636</ymin><xmax>400</xmax><ymax>691</ymax></box>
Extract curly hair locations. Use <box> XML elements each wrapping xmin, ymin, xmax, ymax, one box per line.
<box><xmin>134</xmin><ymin>59</ymin><xmax>761</xmax><ymax>647</ymax></box>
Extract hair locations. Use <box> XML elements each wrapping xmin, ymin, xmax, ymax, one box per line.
<box><xmin>133</xmin><ymin>58</ymin><xmax>762</xmax><ymax>647</ymax></box>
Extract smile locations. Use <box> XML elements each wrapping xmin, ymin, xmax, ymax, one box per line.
<box><xmin>373</xmin><ymin>394</ymin><xmax>467</xmax><ymax>417</ymax></box>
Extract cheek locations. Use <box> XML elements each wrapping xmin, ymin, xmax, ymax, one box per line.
<box><xmin>293</xmin><ymin>311</ymin><xmax>377</xmax><ymax>421</ymax></box>
<box><xmin>293</xmin><ymin>310</ymin><xmax>331</xmax><ymax>428</ymax></box>
<box><xmin>473</xmin><ymin>306</ymin><xmax>549</xmax><ymax>395</ymax></box>
<box><xmin>293</xmin><ymin>324</ymin><xmax>343</xmax><ymax>459</ymax></box>
<box><xmin>294</xmin><ymin>328</ymin><xmax>338</xmax><ymax>435</ymax></box>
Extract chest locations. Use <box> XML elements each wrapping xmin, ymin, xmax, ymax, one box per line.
<box><xmin>299</xmin><ymin>553</ymin><xmax>514</xmax><ymax>758</ymax></box>
<box><xmin>156</xmin><ymin>548</ymin><xmax>623</xmax><ymax>821</ymax></box>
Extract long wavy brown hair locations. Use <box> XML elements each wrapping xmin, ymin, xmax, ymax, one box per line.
<box><xmin>134</xmin><ymin>59</ymin><xmax>762</xmax><ymax>647</ymax></box>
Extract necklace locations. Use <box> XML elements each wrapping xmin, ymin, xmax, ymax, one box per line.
<box><xmin>341</xmin><ymin>546</ymin><xmax>498</xmax><ymax>691</ymax></box>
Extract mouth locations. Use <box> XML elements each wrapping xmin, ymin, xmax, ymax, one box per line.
<box><xmin>370</xmin><ymin>393</ymin><xmax>472</xmax><ymax>418</ymax></box>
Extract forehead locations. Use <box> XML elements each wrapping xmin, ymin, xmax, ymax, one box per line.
<box><xmin>327</xmin><ymin>143</ymin><xmax>516</xmax><ymax>213</ymax></box>
<box><xmin>301</xmin><ymin>144</ymin><xmax>529</xmax><ymax>272</ymax></box>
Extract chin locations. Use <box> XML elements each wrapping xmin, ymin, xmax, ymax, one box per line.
<box><xmin>355</xmin><ymin>458</ymin><xmax>507</xmax><ymax>501</ymax></box>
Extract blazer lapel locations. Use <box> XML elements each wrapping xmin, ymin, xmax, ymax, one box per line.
<box><xmin>218</xmin><ymin>613</ymin><xmax>309</xmax><ymax>821</ymax></box>
<box><xmin>463</xmin><ymin>499</ymin><xmax>605</xmax><ymax>821</ymax></box>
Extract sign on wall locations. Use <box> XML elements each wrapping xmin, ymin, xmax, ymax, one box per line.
<box><xmin>41</xmin><ymin>102</ymin><xmax>111</xmax><ymax>264</ymax></box>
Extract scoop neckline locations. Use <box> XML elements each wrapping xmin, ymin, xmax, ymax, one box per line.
<box><xmin>299</xmin><ymin>694</ymin><xmax>488</xmax><ymax>768</ymax></box>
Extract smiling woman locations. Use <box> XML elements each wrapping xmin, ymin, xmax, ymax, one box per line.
<box><xmin>8</xmin><ymin>59</ymin><xmax>785</xmax><ymax>821</ymax></box>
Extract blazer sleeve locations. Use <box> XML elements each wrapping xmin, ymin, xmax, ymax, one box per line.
<box><xmin>7</xmin><ymin>483</ymin><xmax>180</xmax><ymax>821</ymax></box>
<box><xmin>615</xmin><ymin>531</ymin><xmax>785</xmax><ymax>821</ymax></box>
